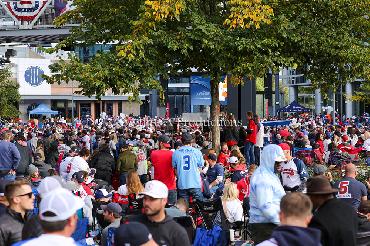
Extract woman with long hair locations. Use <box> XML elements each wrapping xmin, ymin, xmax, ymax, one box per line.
<box><xmin>221</xmin><ymin>182</ymin><xmax>243</xmax><ymax>223</ymax></box>
<box><xmin>114</xmin><ymin>170</ymin><xmax>144</xmax><ymax>214</ymax></box>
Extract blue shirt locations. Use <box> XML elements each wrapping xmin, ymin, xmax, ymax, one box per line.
<box><xmin>206</xmin><ymin>163</ymin><xmax>224</xmax><ymax>185</ymax></box>
<box><xmin>0</xmin><ymin>140</ymin><xmax>21</xmax><ymax>170</ymax></box>
<box><xmin>172</xmin><ymin>146</ymin><xmax>204</xmax><ymax>189</ymax></box>
<box><xmin>334</xmin><ymin>177</ymin><xmax>368</xmax><ymax>210</ymax></box>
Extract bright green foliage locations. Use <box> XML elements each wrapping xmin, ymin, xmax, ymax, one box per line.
<box><xmin>45</xmin><ymin>0</ymin><xmax>369</xmax><ymax>147</ymax></box>
<box><xmin>0</xmin><ymin>67</ymin><xmax>20</xmax><ymax>119</ymax></box>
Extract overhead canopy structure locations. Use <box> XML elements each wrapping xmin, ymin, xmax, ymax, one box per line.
<box><xmin>277</xmin><ymin>100</ymin><xmax>311</xmax><ymax>113</ymax></box>
<box><xmin>261</xmin><ymin>120</ymin><xmax>292</xmax><ymax>127</ymax></box>
<box><xmin>29</xmin><ymin>104</ymin><xmax>58</xmax><ymax>116</ymax></box>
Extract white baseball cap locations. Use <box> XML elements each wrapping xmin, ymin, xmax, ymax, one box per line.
<box><xmin>139</xmin><ymin>180</ymin><xmax>168</xmax><ymax>199</ymax></box>
<box><xmin>228</xmin><ymin>156</ymin><xmax>239</xmax><ymax>164</ymax></box>
<box><xmin>39</xmin><ymin>188</ymin><xmax>84</xmax><ymax>222</ymax></box>
<box><xmin>37</xmin><ymin>177</ymin><xmax>62</xmax><ymax>198</ymax></box>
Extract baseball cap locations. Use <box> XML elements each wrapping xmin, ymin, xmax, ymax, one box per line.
<box><xmin>28</xmin><ymin>164</ymin><xmax>39</xmax><ymax>176</ymax></box>
<box><xmin>37</xmin><ymin>176</ymin><xmax>63</xmax><ymax>198</ymax></box>
<box><xmin>101</xmin><ymin>202</ymin><xmax>122</xmax><ymax>216</ymax></box>
<box><xmin>0</xmin><ymin>180</ymin><xmax>10</xmax><ymax>197</ymax></box>
<box><xmin>279</xmin><ymin>129</ymin><xmax>291</xmax><ymax>138</ymax></box>
<box><xmin>158</xmin><ymin>134</ymin><xmax>171</xmax><ymax>148</ymax></box>
<box><xmin>208</xmin><ymin>153</ymin><xmax>217</xmax><ymax>161</ymax></box>
<box><xmin>228</xmin><ymin>156</ymin><xmax>239</xmax><ymax>164</ymax></box>
<box><xmin>115</xmin><ymin>222</ymin><xmax>154</xmax><ymax>246</ymax></box>
<box><xmin>139</xmin><ymin>180</ymin><xmax>168</xmax><ymax>199</ymax></box>
<box><xmin>181</xmin><ymin>132</ymin><xmax>193</xmax><ymax>143</ymax></box>
<box><xmin>366</xmin><ymin>146</ymin><xmax>370</xmax><ymax>152</ymax></box>
<box><xmin>313</xmin><ymin>164</ymin><xmax>327</xmax><ymax>175</ymax></box>
<box><xmin>95</xmin><ymin>189</ymin><xmax>112</xmax><ymax>199</ymax></box>
<box><xmin>72</xmin><ymin>171</ymin><xmax>85</xmax><ymax>183</ymax></box>
<box><xmin>278</xmin><ymin>143</ymin><xmax>291</xmax><ymax>151</ymax></box>
<box><xmin>39</xmin><ymin>188</ymin><xmax>84</xmax><ymax>222</ymax></box>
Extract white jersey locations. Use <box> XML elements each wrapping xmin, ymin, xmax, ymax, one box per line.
<box><xmin>281</xmin><ymin>159</ymin><xmax>301</xmax><ymax>188</ymax></box>
<box><xmin>59</xmin><ymin>156</ymin><xmax>90</xmax><ymax>181</ymax></box>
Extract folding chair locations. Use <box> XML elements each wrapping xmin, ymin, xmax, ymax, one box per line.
<box><xmin>174</xmin><ymin>216</ymin><xmax>196</xmax><ymax>243</ymax></box>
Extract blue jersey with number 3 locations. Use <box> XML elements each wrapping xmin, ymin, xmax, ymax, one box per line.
<box><xmin>172</xmin><ymin>146</ymin><xmax>204</xmax><ymax>189</ymax></box>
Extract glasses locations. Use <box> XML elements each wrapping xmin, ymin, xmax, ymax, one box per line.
<box><xmin>17</xmin><ymin>192</ymin><xmax>34</xmax><ymax>199</ymax></box>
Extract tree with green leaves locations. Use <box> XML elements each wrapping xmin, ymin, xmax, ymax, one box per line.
<box><xmin>0</xmin><ymin>66</ymin><xmax>20</xmax><ymax>119</ymax></box>
<box><xmin>46</xmin><ymin>0</ymin><xmax>369</xmax><ymax>150</ymax></box>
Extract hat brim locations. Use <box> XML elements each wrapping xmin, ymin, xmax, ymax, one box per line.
<box><xmin>275</xmin><ymin>156</ymin><xmax>287</xmax><ymax>162</ymax></box>
<box><xmin>139</xmin><ymin>192</ymin><xmax>166</xmax><ymax>199</ymax></box>
<box><xmin>306</xmin><ymin>188</ymin><xmax>338</xmax><ymax>195</ymax></box>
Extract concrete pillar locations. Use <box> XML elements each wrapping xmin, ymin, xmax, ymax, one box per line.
<box><xmin>289</xmin><ymin>86</ymin><xmax>298</xmax><ymax>103</ymax></box>
<box><xmin>113</xmin><ymin>101</ymin><xmax>119</xmax><ymax>117</ymax></box>
<box><xmin>315</xmin><ymin>89</ymin><xmax>322</xmax><ymax>116</ymax></box>
<box><xmin>90</xmin><ymin>102</ymin><xmax>95</xmax><ymax>120</ymax></box>
<box><xmin>345</xmin><ymin>82</ymin><xmax>353</xmax><ymax>118</ymax></box>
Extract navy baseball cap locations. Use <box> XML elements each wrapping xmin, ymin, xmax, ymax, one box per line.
<box><xmin>95</xmin><ymin>189</ymin><xmax>112</xmax><ymax>199</ymax></box>
<box><xmin>115</xmin><ymin>222</ymin><xmax>153</xmax><ymax>246</ymax></box>
<box><xmin>72</xmin><ymin>171</ymin><xmax>85</xmax><ymax>183</ymax></box>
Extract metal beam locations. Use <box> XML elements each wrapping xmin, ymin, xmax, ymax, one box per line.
<box><xmin>0</xmin><ymin>27</ymin><xmax>72</xmax><ymax>43</ymax></box>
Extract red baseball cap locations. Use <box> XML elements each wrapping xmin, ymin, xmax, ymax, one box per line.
<box><xmin>278</xmin><ymin>143</ymin><xmax>291</xmax><ymax>151</ymax></box>
<box><xmin>279</xmin><ymin>129</ymin><xmax>291</xmax><ymax>138</ymax></box>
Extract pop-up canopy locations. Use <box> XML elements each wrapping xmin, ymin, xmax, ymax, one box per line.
<box><xmin>277</xmin><ymin>100</ymin><xmax>311</xmax><ymax>113</ymax></box>
<box><xmin>29</xmin><ymin>104</ymin><xmax>59</xmax><ymax>117</ymax></box>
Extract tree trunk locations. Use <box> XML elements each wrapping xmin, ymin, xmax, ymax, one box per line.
<box><xmin>210</xmin><ymin>76</ymin><xmax>220</xmax><ymax>153</ymax></box>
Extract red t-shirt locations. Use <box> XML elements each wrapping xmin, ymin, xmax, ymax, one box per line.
<box><xmin>236</xmin><ymin>176</ymin><xmax>250</xmax><ymax>201</ymax></box>
<box><xmin>150</xmin><ymin>149</ymin><xmax>176</xmax><ymax>190</ymax></box>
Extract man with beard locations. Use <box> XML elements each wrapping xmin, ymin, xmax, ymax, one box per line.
<box><xmin>129</xmin><ymin>180</ymin><xmax>190</xmax><ymax>246</ymax></box>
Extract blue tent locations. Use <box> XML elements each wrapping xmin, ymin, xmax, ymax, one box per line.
<box><xmin>29</xmin><ymin>104</ymin><xmax>59</xmax><ymax>116</ymax></box>
<box><xmin>277</xmin><ymin>100</ymin><xmax>311</xmax><ymax>113</ymax></box>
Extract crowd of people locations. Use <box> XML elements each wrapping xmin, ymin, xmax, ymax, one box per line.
<box><xmin>0</xmin><ymin>111</ymin><xmax>369</xmax><ymax>246</ymax></box>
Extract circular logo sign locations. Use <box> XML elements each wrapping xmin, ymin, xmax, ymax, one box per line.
<box><xmin>24</xmin><ymin>66</ymin><xmax>45</xmax><ymax>87</ymax></box>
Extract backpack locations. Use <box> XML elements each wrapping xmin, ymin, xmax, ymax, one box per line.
<box><xmin>193</xmin><ymin>225</ymin><xmax>223</xmax><ymax>246</ymax></box>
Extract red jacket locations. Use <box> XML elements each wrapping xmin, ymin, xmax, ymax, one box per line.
<box><xmin>217</xmin><ymin>151</ymin><xmax>230</xmax><ymax>167</ymax></box>
<box><xmin>245</xmin><ymin>120</ymin><xmax>257</xmax><ymax>144</ymax></box>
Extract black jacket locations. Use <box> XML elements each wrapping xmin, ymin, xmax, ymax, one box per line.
<box><xmin>22</xmin><ymin>215</ymin><xmax>43</xmax><ymax>240</ymax></box>
<box><xmin>44</xmin><ymin>141</ymin><xmax>59</xmax><ymax>168</ymax></box>
<box><xmin>309</xmin><ymin>198</ymin><xmax>358</xmax><ymax>246</ymax></box>
<box><xmin>15</xmin><ymin>142</ymin><xmax>32</xmax><ymax>176</ymax></box>
<box><xmin>0</xmin><ymin>203</ymin><xmax>7</xmax><ymax>217</ymax></box>
<box><xmin>89</xmin><ymin>147</ymin><xmax>115</xmax><ymax>184</ymax></box>
<box><xmin>0</xmin><ymin>208</ymin><xmax>30</xmax><ymax>246</ymax></box>
<box><xmin>129</xmin><ymin>214</ymin><xmax>190</xmax><ymax>246</ymax></box>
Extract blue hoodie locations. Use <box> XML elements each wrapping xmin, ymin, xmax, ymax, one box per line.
<box><xmin>249</xmin><ymin>144</ymin><xmax>286</xmax><ymax>224</ymax></box>
<box><xmin>258</xmin><ymin>226</ymin><xmax>322</xmax><ymax>246</ymax></box>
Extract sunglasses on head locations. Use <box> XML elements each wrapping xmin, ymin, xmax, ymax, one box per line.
<box><xmin>17</xmin><ymin>192</ymin><xmax>34</xmax><ymax>199</ymax></box>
